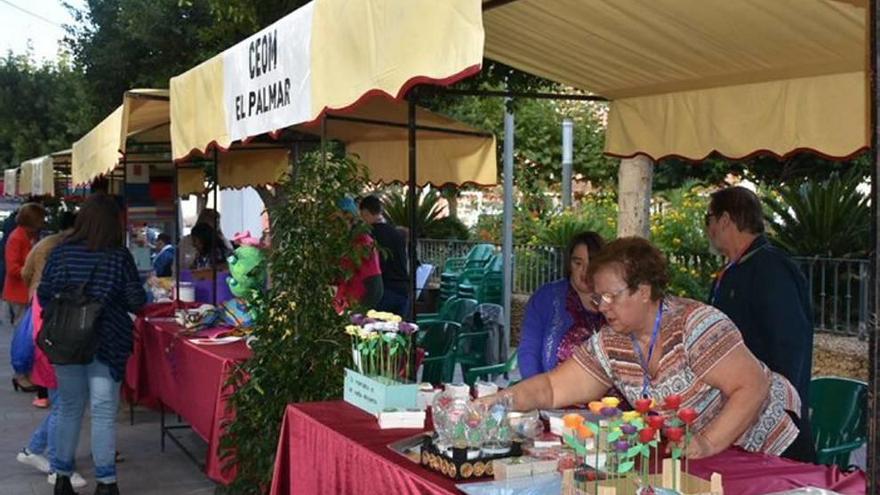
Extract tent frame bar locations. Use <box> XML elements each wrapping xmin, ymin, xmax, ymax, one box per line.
<box><xmin>324</xmin><ymin>113</ymin><xmax>494</xmax><ymax>139</ymax></box>
<box><xmin>439</xmin><ymin>88</ymin><xmax>608</xmax><ymax>102</ymax></box>
<box><xmin>482</xmin><ymin>0</ymin><xmax>523</xmax><ymax>12</ymax></box>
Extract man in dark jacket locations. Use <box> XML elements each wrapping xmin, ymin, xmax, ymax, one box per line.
<box><xmin>705</xmin><ymin>186</ymin><xmax>815</xmax><ymax>462</ymax></box>
<box><xmin>359</xmin><ymin>195</ymin><xmax>410</xmax><ymax>316</ymax></box>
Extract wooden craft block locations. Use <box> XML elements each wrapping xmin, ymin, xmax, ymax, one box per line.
<box><xmin>492</xmin><ymin>457</ymin><xmax>534</xmax><ymax>480</ymax></box>
<box><xmin>560</xmin><ymin>466</ymin><xmax>724</xmax><ymax>495</ymax></box>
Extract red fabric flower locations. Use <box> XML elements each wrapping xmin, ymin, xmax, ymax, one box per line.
<box><xmin>663</xmin><ymin>394</ymin><xmax>682</xmax><ymax>410</ymax></box>
<box><xmin>635</xmin><ymin>398</ymin><xmax>653</xmax><ymax>414</ymax></box>
<box><xmin>678</xmin><ymin>407</ymin><xmax>698</xmax><ymax>425</ymax></box>
<box><xmin>639</xmin><ymin>427</ymin><xmax>656</xmax><ymax>443</ymax></box>
<box><xmin>664</xmin><ymin>426</ymin><xmax>684</xmax><ymax>442</ymax></box>
<box><xmin>646</xmin><ymin>415</ymin><xmax>665</xmax><ymax>430</ymax></box>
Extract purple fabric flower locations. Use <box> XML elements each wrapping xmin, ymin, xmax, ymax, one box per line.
<box><xmin>614</xmin><ymin>440</ymin><xmax>629</xmax><ymax>453</ymax></box>
<box><xmin>397</xmin><ymin>321</ymin><xmax>417</xmax><ymax>334</ymax></box>
<box><xmin>600</xmin><ymin>407</ymin><xmax>620</xmax><ymax>418</ymax></box>
<box><xmin>350</xmin><ymin>314</ymin><xmax>365</xmax><ymax>326</ymax></box>
<box><xmin>620</xmin><ymin>424</ymin><xmax>638</xmax><ymax>435</ymax></box>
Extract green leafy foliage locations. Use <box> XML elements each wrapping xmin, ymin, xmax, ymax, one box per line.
<box><xmin>426</xmin><ymin>216</ymin><xmax>470</xmax><ymax>240</ymax></box>
<box><xmin>220</xmin><ymin>151</ymin><xmax>370</xmax><ymax>493</ymax></box>
<box><xmin>764</xmin><ymin>169</ymin><xmax>870</xmax><ymax>258</ymax></box>
<box><xmin>0</xmin><ymin>53</ymin><xmax>95</xmax><ymax>168</ymax></box>
<box><xmin>651</xmin><ymin>184</ymin><xmax>720</xmax><ymax>300</ymax></box>
<box><xmin>382</xmin><ymin>189</ymin><xmax>445</xmax><ymax>235</ymax></box>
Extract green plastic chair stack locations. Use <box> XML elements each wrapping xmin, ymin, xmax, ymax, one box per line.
<box><xmin>809</xmin><ymin>376</ymin><xmax>868</xmax><ymax>469</ymax></box>
<box><xmin>475</xmin><ymin>255</ymin><xmax>504</xmax><ymax>304</ymax></box>
<box><xmin>415</xmin><ymin>321</ymin><xmax>461</xmax><ymax>385</ymax></box>
<box><xmin>439</xmin><ymin>244</ymin><xmax>496</xmax><ymax>302</ymax></box>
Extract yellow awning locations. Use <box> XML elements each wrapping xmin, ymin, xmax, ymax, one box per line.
<box><xmin>19</xmin><ymin>155</ymin><xmax>55</xmax><ymax>197</ymax></box>
<box><xmin>170</xmin><ymin>0</ymin><xmax>488</xmax><ymax>185</ymax></box>
<box><xmin>483</xmin><ymin>0</ymin><xmax>868</xmax><ymax>160</ymax></box>
<box><xmin>18</xmin><ymin>160</ymin><xmax>33</xmax><ymax>196</ymax></box>
<box><xmin>176</xmin><ymin>148</ymin><xmax>291</xmax><ymax>196</ymax></box>
<box><xmin>4</xmin><ymin>168</ymin><xmax>17</xmax><ymax>196</ymax></box>
<box><xmin>314</xmin><ymin>96</ymin><xmax>496</xmax><ymax>187</ymax></box>
<box><xmin>71</xmin><ymin>89</ymin><xmax>169</xmax><ymax>186</ymax></box>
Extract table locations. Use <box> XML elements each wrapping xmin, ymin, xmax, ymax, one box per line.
<box><xmin>124</xmin><ymin>308</ymin><xmax>251</xmax><ymax>485</ymax></box>
<box><xmin>269</xmin><ymin>401</ymin><xmax>866</xmax><ymax>495</ymax></box>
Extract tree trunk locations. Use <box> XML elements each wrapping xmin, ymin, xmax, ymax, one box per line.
<box><xmin>446</xmin><ymin>188</ymin><xmax>459</xmax><ymax>219</ymax></box>
<box><xmin>617</xmin><ymin>155</ymin><xmax>654</xmax><ymax>238</ymax></box>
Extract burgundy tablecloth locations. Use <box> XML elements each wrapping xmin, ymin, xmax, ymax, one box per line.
<box><xmin>269</xmin><ymin>401</ymin><xmax>866</xmax><ymax>495</ymax></box>
<box><xmin>124</xmin><ymin>309</ymin><xmax>251</xmax><ymax>485</ymax></box>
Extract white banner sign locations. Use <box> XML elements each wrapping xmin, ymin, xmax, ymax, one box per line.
<box><xmin>223</xmin><ymin>1</ymin><xmax>314</xmax><ymax>142</ymax></box>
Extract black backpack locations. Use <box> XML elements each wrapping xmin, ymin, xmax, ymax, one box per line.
<box><xmin>37</xmin><ymin>251</ymin><xmax>107</xmax><ymax>365</ymax></box>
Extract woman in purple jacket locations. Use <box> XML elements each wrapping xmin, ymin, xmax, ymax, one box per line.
<box><xmin>519</xmin><ymin>232</ymin><xmax>606</xmax><ymax>379</ymax></box>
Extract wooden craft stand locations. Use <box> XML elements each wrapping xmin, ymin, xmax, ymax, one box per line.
<box><xmin>562</xmin><ymin>459</ymin><xmax>723</xmax><ymax>495</ymax></box>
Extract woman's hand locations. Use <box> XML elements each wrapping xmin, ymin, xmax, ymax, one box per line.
<box><xmin>684</xmin><ymin>431</ymin><xmax>720</xmax><ymax>459</ymax></box>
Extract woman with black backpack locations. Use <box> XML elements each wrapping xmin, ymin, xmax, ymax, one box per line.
<box><xmin>37</xmin><ymin>194</ymin><xmax>146</xmax><ymax>495</ymax></box>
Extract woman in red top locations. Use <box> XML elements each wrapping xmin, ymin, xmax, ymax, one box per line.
<box><xmin>3</xmin><ymin>203</ymin><xmax>45</xmax><ymax>323</ymax></box>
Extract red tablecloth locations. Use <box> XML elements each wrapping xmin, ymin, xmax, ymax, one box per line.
<box><xmin>124</xmin><ymin>312</ymin><xmax>251</xmax><ymax>485</ymax></box>
<box><xmin>269</xmin><ymin>401</ymin><xmax>866</xmax><ymax>495</ymax></box>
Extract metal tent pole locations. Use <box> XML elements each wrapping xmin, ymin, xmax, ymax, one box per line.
<box><xmin>562</xmin><ymin>118</ymin><xmax>573</xmax><ymax>209</ymax></box>
<box><xmin>867</xmin><ymin>0</ymin><xmax>879</xmax><ymax>491</ymax></box>
<box><xmin>212</xmin><ymin>148</ymin><xmax>219</xmax><ymax>306</ymax></box>
<box><xmin>174</xmin><ymin>163</ymin><xmax>181</xmax><ymax>302</ymax></box>
<box><xmin>502</xmin><ymin>101</ymin><xmax>515</xmax><ymax>361</ymax></box>
<box><xmin>407</xmin><ymin>95</ymin><xmax>418</xmax><ymax>322</ymax></box>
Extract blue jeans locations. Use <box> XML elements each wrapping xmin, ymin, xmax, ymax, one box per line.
<box><xmin>27</xmin><ymin>388</ymin><xmax>59</xmax><ymax>469</ymax></box>
<box><xmin>377</xmin><ymin>288</ymin><xmax>411</xmax><ymax>317</ymax></box>
<box><xmin>54</xmin><ymin>360</ymin><xmax>121</xmax><ymax>483</ymax></box>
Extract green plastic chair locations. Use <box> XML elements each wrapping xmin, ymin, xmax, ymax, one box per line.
<box><xmin>464</xmin><ymin>350</ymin><xmax>518</xmax><ymax>386</ymax></box>
<box><xmin>416</xmin><ymin>295</ymin><xmax>460</xmax><ymax>323</ymax></box>
<box><xmin>809</xmin><ymin>376</ymin><xmax>868</xmax><ymax>469</ymax></box>
<box><xmin>421</xmin><ymin>326</ymin><xmax>490</xmax><ymax>385</ymax></box>
<box><xmin>417</xmin><ymin>297</ymin><xmax>478</xmax><ymax>326</ymax></box>
<box><xmin>415</xmin><ymin>321</ymin><xmax>461</xmax><ymax>385</ymax></box>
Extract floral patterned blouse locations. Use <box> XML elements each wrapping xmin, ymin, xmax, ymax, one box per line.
<box><xmin>572</xmin><ymin>296</ymin><xmax>801</xmax><ymax>455</ymax></box>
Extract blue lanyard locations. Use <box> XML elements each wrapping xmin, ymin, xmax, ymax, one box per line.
<box><xmin>631</xmin><ymin>301</ymin><xmax>664</xmax><ymax>399</ymax></box>
<box><xmin>709</xmin><ymin>261</ymin><xmax>736</xmax><ymax>305</ymax></box>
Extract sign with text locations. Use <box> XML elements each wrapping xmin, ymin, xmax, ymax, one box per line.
<box><xmin>343</xmin><ymin>368</ymin><xmax>419</xmax><ymax>416</ymax></box>
<box><xmin>222</xmin><ymin>1</ymin><xmax>314</xmax><ymax>142</ymax></box>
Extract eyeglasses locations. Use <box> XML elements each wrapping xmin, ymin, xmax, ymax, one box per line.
<box><xmin>590</xmin><ymin>286</ymin><xmax>630</xmax><ymax>307</ymax></box>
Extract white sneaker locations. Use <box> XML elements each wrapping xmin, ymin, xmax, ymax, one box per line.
<box><xmin>48</xmin><ymin>472</ymin><xmax>88</xmax><ymax>489</ymax></box>
<box><xmin>16</xmin><ymin>449</ymin><xmax>50</xmax><ymax>473</ymax></box>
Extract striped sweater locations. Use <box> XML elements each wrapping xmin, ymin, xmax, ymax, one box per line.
<box><xmin>37</xmin><ymin>241</ymin><xmax>147</xmax><ymax>381</ymax></box>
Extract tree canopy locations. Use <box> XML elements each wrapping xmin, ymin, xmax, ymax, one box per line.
<box><xmin>0</xmin><ymin>52</ymin><xmax>94</xmax><ymax>168</ymax></box>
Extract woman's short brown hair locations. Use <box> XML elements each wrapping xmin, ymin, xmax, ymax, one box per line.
<box><xmin>587</xmin><ymin>237</ymin><xmax>669</xmax><ymax>300</ymax></box>
<box><xmin>16</xmin><ymin>203</ymin><xmax>46</xmax><ymax>230</ymax></box>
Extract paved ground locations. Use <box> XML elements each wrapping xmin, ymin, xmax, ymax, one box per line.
<box><xmin>0</xmin><ymin>315</ymin><xmax>218</xmax><ymax>495</ymax></box>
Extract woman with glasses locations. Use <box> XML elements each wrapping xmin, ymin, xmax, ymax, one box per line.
<box><xmin>488</xmin><ymin>237</ymin><xmax>804</xmax><ymax>459</ymax></box>
<box><xmin>519</xmin><ymin>232</ymin><xmax>607</xmax><ymax>379</ymax></box>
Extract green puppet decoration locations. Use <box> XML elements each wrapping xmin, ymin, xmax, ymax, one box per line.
<box><xmin>222</xmin><ymin>231</ymin><xmax>267</xmax><ymax>328</ymax></box>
